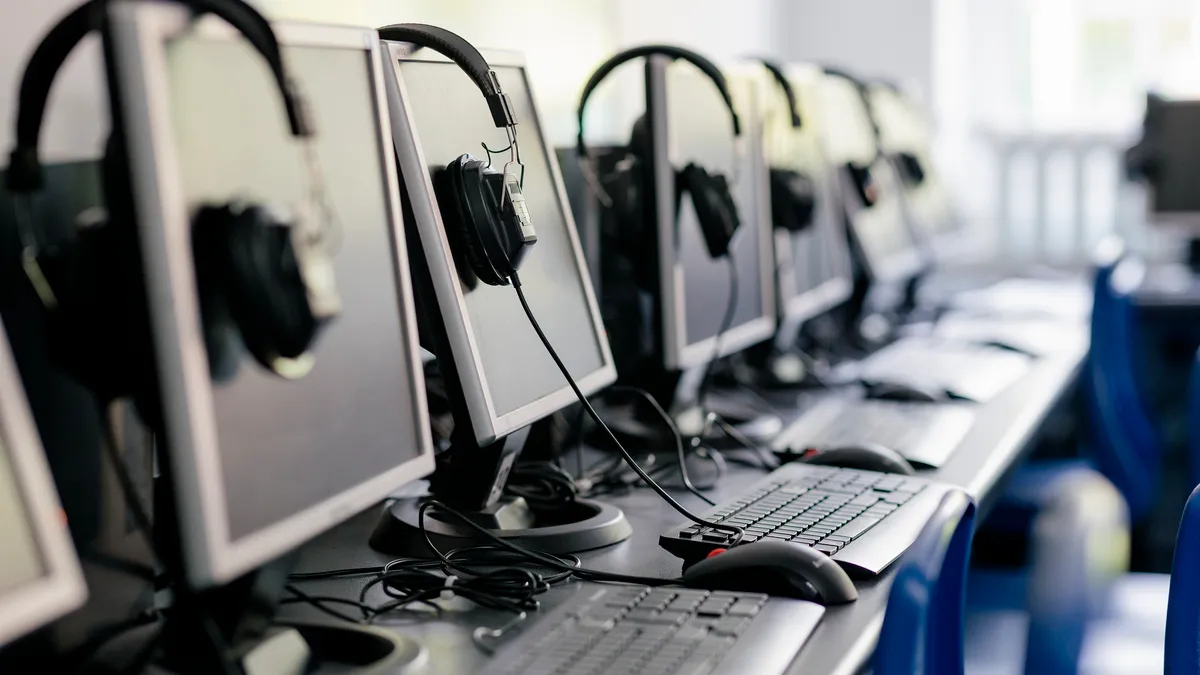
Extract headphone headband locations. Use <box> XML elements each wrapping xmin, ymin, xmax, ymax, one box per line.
<box><xmin>377</xmin><ymin>23</ymin><xmax>516</xmax><ymax>129</ymax></box>
<box><xmin>756</xmin><ymin>58</ymin><xmax>801</xmax><ymax>128</ymax></box>
<box><xmin>576</xmin><ymin>44</ymin><xmax>741</xmax><ymax>162</ymax></box>
<box><xmin>7</xmin><ymin>0</ymin><xmax>314</xmax><ymax>194</ymax></box>
<box><xmin>821</xmin><ymin>65</ymin><xmax>882</xmax><ymax>161</ymax></box>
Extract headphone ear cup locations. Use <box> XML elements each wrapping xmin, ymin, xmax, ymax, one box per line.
<box><xmin>193</xmin><ymin>204</ymin><xmax>320</xmax><ymax>378</ymax></box>
<box><xmin>679</xmin><ymin>163</ymin><xmax>740</xmax><ymax>258</ymax></box>
<box><xmin>38</xmin><ymin>134</ymin><xmax>151</xmax><ymax>404</ymax></box>
<box><xmin>769</xmin><ymin>168</ymin><xmax>817</xmax><ymax>233</ymax></box>
<box><xmin>434</xmin><ymin>155</ymin><xmax>507</xmax><ymax>288</ymax></box>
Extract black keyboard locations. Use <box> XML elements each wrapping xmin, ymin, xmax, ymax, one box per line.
<box><xmin>771</xmin><ymin>399</ymin><xmax>976</xmax><ymax>468</ymax></box>
<box><xmin>855</xmin><ymin>337</ymin><xmax>1031</xmax><ymax>403</ymax></box>
<box><xmin>481</xmin><ymin>583</ymin><xmax>824</xmax><ymax>675</ymax></box>
<box><xmin>660</xmin><ymin>463</ymin><xmax>953</xmax><ymax>576</ymax></box>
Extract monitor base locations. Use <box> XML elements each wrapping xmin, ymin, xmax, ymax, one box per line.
<box><xmin>279</xmin><ymin>620</ymin><xmax>428</xmax><ymax>675</ymax></box>
<box><xmin>369</xmin><ymin>496</ymin><xmax>632</xmax><ymax>556</ymax></box>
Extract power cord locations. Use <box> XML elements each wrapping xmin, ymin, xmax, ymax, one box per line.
<box><xmin>607</xmin><ymin>385</ymin><xmax>715</xmax><ymax>506</ymax></box>
<box><xmin>510</xmin><ymin>273</ymin><xmax>743</xmax><ymax>545</ymax></box>
<box><xmin>504</xmin><ymin>461</ymin><xmax>579</xmax><ymax>510</ymax></box>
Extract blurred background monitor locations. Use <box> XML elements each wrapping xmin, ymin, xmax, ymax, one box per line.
<box><xmin>868</xmin><ymin>83</ymin><xmax>961</xmax><ymax>258</ymax></box>
<box><xmin>386</xmin><ymin>46</ymin><xmax>617</xmax><ymax>448</ymax></box>
<box><xmin>110</xmin><ymin>6</ymin><xmax>435</xmax><ymax>588</ymax></box>
<box><xmin>1128</xmin><ymin>96</ymin><xmax>1200</xmax><ymax>231</ymax></box>
<box><xmin>650</xmin><ymin>55</ymin><xmax>777</xmax><ymax>373</ymax></box>
<box><xmin>733</xmin><ymin>62</ymin><xmax>854</xmax><ymax>349</ymax></box>
<box><xmin>817</xmin><ymin>71</ymin><xmax>923</xmax><ymax>284</ymax></box>
<box><xmin>0</xmin><ymin>322</ymin><xmax>86</xmax><ymax>647</ymax></box>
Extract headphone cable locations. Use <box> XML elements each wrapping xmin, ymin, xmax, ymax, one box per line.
<box><xmin>509</xmin><ymin>273</ymin><xmax>742</xmax><ymax>545</ymax></box>
<box><xmin>696</xmin><ymin>250</ymin><xmax>740</xmax><ymax>425</ymax></box>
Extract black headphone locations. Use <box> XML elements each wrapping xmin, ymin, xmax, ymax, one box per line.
<box><xmin>756</xmin><ymin>58</ymin><xmax>818</xmax><ymax>234</ymax></box>
<box><xmin>378</xmin><ymin>24</ymin><xmax>537</xmax><ymax>290</ymax></box>
<box><xmin>6</xmin><ymin>0</ymin><xmax>340</xmax><ymax>396</ymax></box>
<box><xmin>576</xmin><ymin>44</ymin><xmax>742</xmax><ymax>276</ymax></box>
<box><xmin>822</xmin><ymin>66</ymin><xmax>882</xmax><ymax>208</ymax></box>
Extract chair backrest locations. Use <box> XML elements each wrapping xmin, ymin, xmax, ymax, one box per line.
<box><xmin>1085</xmin><ymin>240</ymin><xmax>1160</xmax><ymax>520</ymax></box>
<box><xmin>1188</xmin><ymin>349</ymin><xmax>1200</xmax><ymax>491</ymax></box>
<box><xmin>876</xmin><ymin>490</ymin><xmax>976</xmax><ymax>675</ymax></box>
<box><xmin>1166</xmin><ymin>484</ymin><xmax>1200</xmax><ymax>675</ymax></box>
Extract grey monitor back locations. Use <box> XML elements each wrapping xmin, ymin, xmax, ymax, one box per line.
<box><xmin>650</xmin><ymin>56</ymin><xmax>777</xmax><ymax>371</ymax></box>
<box><xmin>384</xmin><ymin>45</ymin><xmax>616</xmax><ymax>446</ymax></box>
<box><xmin>0</xmin><ymin>322</ymin><xmax>86</xmax><ymax>646</ymax></box>
<box><xmin>109</xmin><ymin>6</ymin><xmax>435</xmax><ymax>587</ymax></box>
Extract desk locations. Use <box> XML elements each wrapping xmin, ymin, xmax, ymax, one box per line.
<box><xmin>287</xmin><ymin>340</ymin><xmax>1087</xmax><ymax>675</ymax></box>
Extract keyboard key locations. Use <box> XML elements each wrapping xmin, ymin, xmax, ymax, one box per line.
<box><xmin>815</xmin><ymin>543</ymin><xmax>840</xmax><ymax>555</ymax></box>
<box><xmin>849</xmin><ymin>493</ymin><xmax>880</xmax><ymax>506</ymax></box>
<box><xmin>711</xmin><ymin>616</ymin><xmax>751</xmax><ymax>637</ymax></box>
<box><xmin>833</xmin><ymin>515</ymin><xmax>883</xmax><ymax>539</ymax></box>
<box><xmin>726</xmin><ymin>601</ymin><xmax>761</xmax><ymax>616</ymax></box>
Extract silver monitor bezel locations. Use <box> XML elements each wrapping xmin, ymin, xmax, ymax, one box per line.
<box><xmin>107</xmin><ymin>4</ymin><xmax>436</xmax><ymax>587</ymax></box>
<box><xmin>648</xmin><ymin>56</ymin><xmax>778</xmax><ymax>371</ymax></box>
<box><xmin>381</xmin><ymin>43</ymin><xmax>617</xmax><ymax>445</ymax></box>
<box><xmin>0</xmin><ymin>324</ymin><xmax>87</xmax><ymax>646</ymax></box>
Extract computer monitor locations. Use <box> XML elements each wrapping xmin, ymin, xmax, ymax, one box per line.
<box><xmin>0</xmin><ymin>322</ymin><xmax>86</xmax><ymax>646</ymax></box>
<box><xmin>108</xmin><ymin>6</ymin><xmax>435</xmax><ymax>588</ymax></box>
<box><xmin>817</xmin><ymin>71</ymin><xmax>924</xmax><ymax>284</ymax></box>
<box><xmin>379</xmin><ymin>43</ymin><xmax>628</xmax><ymax>552</ymax></box>
<box><xmin>731</xmin><ymin>63</ymin><xmax>853</xmax><ymax>349</ymax></box>
<box><xmin>650</xmin><ymin>56</ymin><xmax>777</xmax><ymax>372</ymax></box>
<box><xmin>385</xmin><ymin>47</ymin><xmax>616</xmax><ymax>445</ymax></box>
<box><xmin>868</xmin><ymin>83</ymin><xmax>960</xmax><ymax>257</ymax></box>
<box><xmin>1127</xmin><ymin>94</ymin><xmax>1200</xmax><ymax>231</ymax></box>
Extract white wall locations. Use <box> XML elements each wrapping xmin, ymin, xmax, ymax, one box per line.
<box><xmin>776</xmin><ymin>0</ymin><xmax>936</xmax><ymax>103</ymax></box>
<box><xmin>0</xmin><ymin>1</ymin><xmax>109</xmax><ymax>163</ymax></box>
<box><xmin>0</xmin><ymin>0</ymin><xmax>788</xmax><ymax>163</ymax></box>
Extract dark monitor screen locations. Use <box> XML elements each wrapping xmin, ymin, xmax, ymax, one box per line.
<box><xmin>115</xmin><ymin>9</ymin><xmax>434</xmax><ymax>587</ymax></box>
<box><xmin>1132</xmin><ymin>98</ymin><xmax>1200</xmax><ymax>229</ymax></box>
<box><xmin>388</xmin><ymin>54</ymin><xmax>614</xmax><ymax>443</ymax></box>
<box><xmin>656</xmin><ymin>60</ymin><xmax>776</xmax><ymax>370</ymax></box>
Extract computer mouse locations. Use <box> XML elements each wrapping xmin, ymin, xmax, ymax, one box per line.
<box><xmin>864</xmin><ymin>381</ymin><xmax>947</xmax><ymax>403</ymax></box>
<box><xmin>681</xmin><ymin>540</ymin><xmax>857</xmax><ymax>604</ymax></box>
<box><xmin>799</xmin><ymin>443</ymin><xmax>916</xmax><ymax>475</ymax></box>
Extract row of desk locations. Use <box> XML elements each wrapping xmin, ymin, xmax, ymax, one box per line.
<box><xmin>287</xmin><ymin>297</ymin><xmax>1091</xmax><ymax>674</ymax></box>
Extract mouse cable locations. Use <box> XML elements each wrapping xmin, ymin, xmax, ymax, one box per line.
<box><xmin>710</xmin><ymin>413</ymin><xmax>780</xmax><ymax>471</ymax></box>
<box><xmin>510</xmin><ymin>273</ymin><xmax>743</xmax><ymax>545</ymax></box>
<box><xmin>607</xmin><ymin>385</ymin><xmax>716</xmax><ymax>506</ymax></box>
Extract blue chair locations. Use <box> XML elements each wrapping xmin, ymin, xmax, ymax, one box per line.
<box><xmin>1083</xmin><ymin>246</ymin><xmax>1160</xmax><ymax>519</ymax></box>
<box><xmin>876</xmin><ymin>489</ymin><xmax>976</xmax><ymax>675</ymax></box>
<box><xmin>1165</xmin><ymin>483</ymin><xmax>1200</xmax><ymax>675</ymax></box>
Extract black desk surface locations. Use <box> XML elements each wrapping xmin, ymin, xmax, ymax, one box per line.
<box><xmin>287</xmin><ymin>337</ymin><xmax>1087</xmax><ymax>675</ymax></box>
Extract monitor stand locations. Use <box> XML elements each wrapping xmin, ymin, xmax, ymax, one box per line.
<box><xmin>369</xmin><ymin>423</ymin><xmax>632</xmax><ymax>556</ymax></box>
<box><xmin>602</xmin><ymin>366</ymin><xmax>783</xmax><ymax>449</ymax></box>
